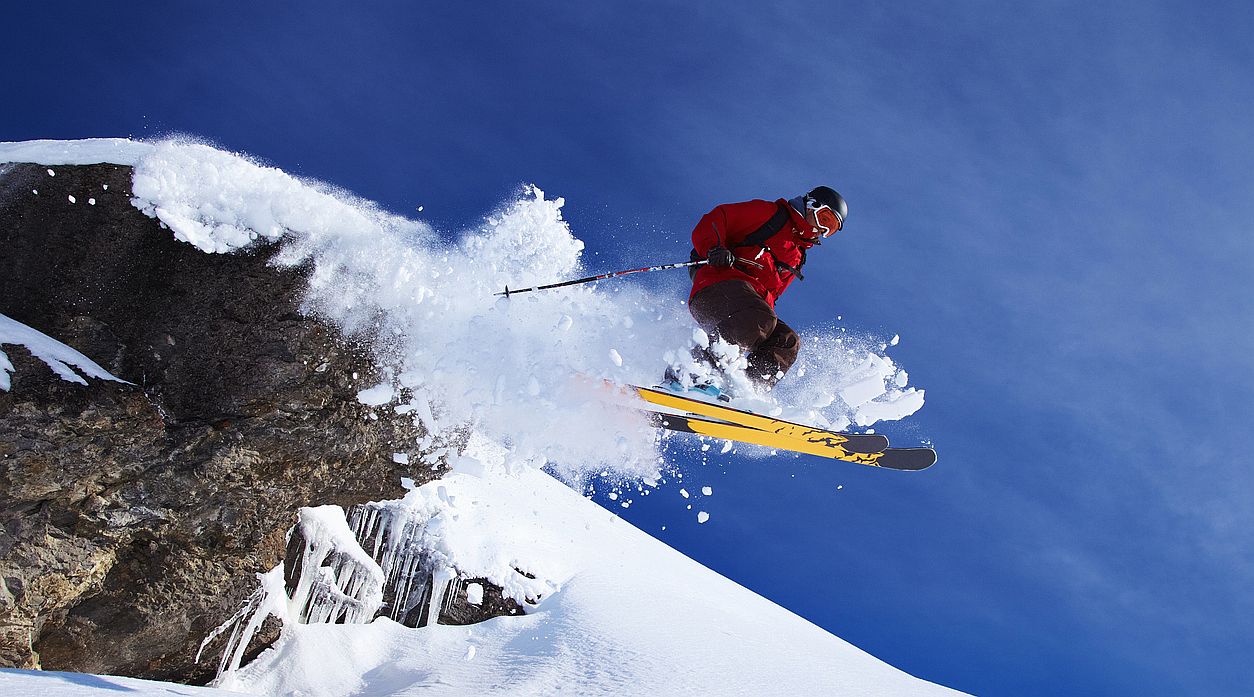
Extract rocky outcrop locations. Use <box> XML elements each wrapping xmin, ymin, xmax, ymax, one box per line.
<box><xmin>0</xmin><ymin>162</ymin><xmax>442</xmax><ymax>682</ymax></box>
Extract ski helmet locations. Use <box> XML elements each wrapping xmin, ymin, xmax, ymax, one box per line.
<box><xmin>806</xmin><ymin>186</ymin><xmax>847</xmax><ymax>233</ymax></box>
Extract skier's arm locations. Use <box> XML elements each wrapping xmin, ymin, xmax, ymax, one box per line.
<box><xmin>691</xmin><ymin>203</ymin><xmax>750</xmax><ymax>257</ymax></box>
<box><xmin>691</xmin><ymin>210</ymin><xmax>723</xmax><ymax>259</ymax></box>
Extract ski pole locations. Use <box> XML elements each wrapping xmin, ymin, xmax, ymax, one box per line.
<box><xmin>496</xmin><ymin>259</ymin><xmax>708</xmax><ymax>297</ymax></box>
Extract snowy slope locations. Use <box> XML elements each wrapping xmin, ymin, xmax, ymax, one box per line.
<box><xmin>0</xmin><ymin>669</ymin><xmax>248</xmax><ymax>697</ymax></box>
<box><xmin>222</xmin><ymin>459</ymin><xmax>962</xmax><ymax>697</ymax></box>
<box><xmin>0</xmin><ymin>139</ymin><xmax>957</xmax><ymax>696</ymax></box>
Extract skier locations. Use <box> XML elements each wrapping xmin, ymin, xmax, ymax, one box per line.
<box><xmin>665</xmin><ymin>186</ymin><xmax>848</xmax><ymax>398</ymax></box>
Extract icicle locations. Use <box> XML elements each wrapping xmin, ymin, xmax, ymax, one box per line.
<box><xmin>212</xmin><ymin>491</ymin><xmax>527</xmax><ymax>683</ymax></box>
<box><xmin>427</xmin><ymin>566</ymin><xmax>454</xmax><ymax>627</ymax></box>
<box><xmin>443</xmin><ymin>576</ymin><xmax>466</xmax><ymax>620</ymax></box>
<box><xmin>198</xmin><ymin>587</ymin><xmax>262</xmax><ymax>669</ymax></box>
<box><xmin>220</xmin><ymin>568</ymin><xmax>289</xmax><ymax>675</ymax></box>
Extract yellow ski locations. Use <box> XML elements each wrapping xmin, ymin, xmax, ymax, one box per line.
<box><xmin>629</xmin><ymin>384</ymin><xmax>888</xmax><ymax>454</ymax></box>
<box><xmin>648</xmin><ymin>411</ymin><xmax>936</xmax><ymax>470</ymax></box>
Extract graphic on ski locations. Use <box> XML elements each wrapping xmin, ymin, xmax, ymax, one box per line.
<box><xmin>647</xmin><ymin>411</ymin><xmax>936</xmax><ymax>471</ymax></box>
<box><xmin>629</xmin><ymin>384</ymin><xmax>889</xmax><ymax>454</ymax></box>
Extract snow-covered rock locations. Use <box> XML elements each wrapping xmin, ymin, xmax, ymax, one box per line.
<box><xmin>0</xmin><ymin>157</ymin><xmax>437</xmax><ymax>681</ymax></box>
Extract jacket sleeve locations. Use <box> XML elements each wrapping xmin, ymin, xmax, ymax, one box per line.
<box><xmin>691</xmin><ymin>202</ymin><xmax>758</xmax><ymax>257</ymax></box>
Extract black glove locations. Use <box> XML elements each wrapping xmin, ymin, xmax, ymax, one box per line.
<box><xmin>706</xmin><ymin>246</ymin><xmax>735</xmax><ymax>268</ymax></box>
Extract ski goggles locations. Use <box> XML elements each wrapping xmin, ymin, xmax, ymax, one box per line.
<box><xmin>811</xmin><ymin>204</ymin><xmax>843</xmax><ymax>237</ymax></box>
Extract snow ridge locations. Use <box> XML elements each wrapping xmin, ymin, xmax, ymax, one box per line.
<box><xmin>0</xmin><ymin>313</ymin><xmax>130</xmax><ymax>391</ymax></box>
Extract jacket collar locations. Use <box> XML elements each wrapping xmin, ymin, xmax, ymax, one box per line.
<box><xmin>782</xmin><ymin>197</ymin><xmax>818</xmax><ymax>248</ymax></box>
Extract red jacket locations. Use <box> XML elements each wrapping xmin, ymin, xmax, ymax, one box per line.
<box><xmin>690</xmin><ymin>198</ymin><xmax>814</xmax><ymax>308</ymax></box>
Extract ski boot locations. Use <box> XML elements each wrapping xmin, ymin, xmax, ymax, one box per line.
<box><xmin>660</xmin><ymin>367</ymin><xmax>729</xmax><ymax>402</ymax></box>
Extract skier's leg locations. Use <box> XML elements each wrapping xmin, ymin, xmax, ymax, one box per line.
<box><xmin>690</xmin><ymin>280</ymin><xmax>789</xmax><ymax>391</ymax></box>
<box><xmin>744</xmin><ymin>318</ymin><xmax>800</xmax><ymax>389</ymax></box>
<box><xmin>690</xmin><ymin>281</ymin><xmax>777</xmax><ymax>349</ymax></box>
<box><xmin>689</xmin><ymin>280</ymin><xmax>803</xmax><ymax>390</ymax></box>
<box><xmin>666</xmin><ymin>280</ymin><xmax>769</xmax><ymax>392</ymax></box>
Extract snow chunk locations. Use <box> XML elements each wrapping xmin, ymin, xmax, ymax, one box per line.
<box><xmin>356</xmin><ymin>382</ymin><xmax>395</xmax><ymax>406</ymax></box>
<box><xmin>855</xmin><ymin>388</ymin><xmax>926</xmax><ymax>427</ymax></box>
<box><xmin>838</xmin><ymin>361</ymin><xmax>890</xmax><ymax>407</ymax></box>
<box><xmin>450</xmin><ymin>455</ymin><xmax>488</xmax><ymax>478</ymax></box>
<box><xmin>691</xmin><ymin>327</ymin><xmax>710</xmax><ymax>348</ymax></box>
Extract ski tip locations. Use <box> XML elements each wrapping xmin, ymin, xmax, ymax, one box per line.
<box><xmin>877</xmin><ymin>447</ymin><xmax>937</xmax><ymax>471</ymax></box>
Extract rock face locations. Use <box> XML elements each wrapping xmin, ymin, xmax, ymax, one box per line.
<box><xmin>0</xmin><ymin>162</ymin><xmax>440</xmax><ymax>682</ymax></box>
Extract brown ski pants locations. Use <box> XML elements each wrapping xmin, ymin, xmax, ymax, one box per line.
<box><xmin>689</xmin><ymin>280</ymin><xmax>800</xmax><ymax>388</ymax></box>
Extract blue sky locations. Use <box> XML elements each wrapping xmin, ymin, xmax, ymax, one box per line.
<box><xmin>5</xmin><ymin>2</ymin><xmax>1253</xmax><ymax>694</ymax></box>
